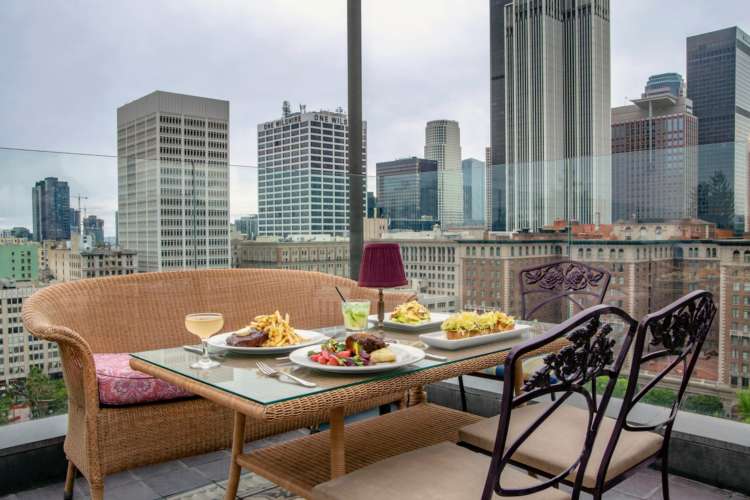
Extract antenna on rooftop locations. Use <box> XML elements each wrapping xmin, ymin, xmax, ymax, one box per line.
<box><xmin>300</xmin><ymin>104</ymin><xmax>306</xmax><ymax>113</ymax></box>
<box><xmin>336</xmin><ymin>106</ymin><xmax>344</xmax><ymax>114</ymax></box>
<box><xmin>282</xmin><ymin>100</ymin><xmax>291</xmax><ymax>117</ymax></box>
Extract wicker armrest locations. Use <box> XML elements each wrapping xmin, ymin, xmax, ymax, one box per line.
<box><xmin>22</xmin><ymin>297</ymin><xmax>101</xmax><ymax>413</ymax></box>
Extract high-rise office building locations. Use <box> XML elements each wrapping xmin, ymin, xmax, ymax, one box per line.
<box><xmin>644</xmin><ymin>72</ymin><xmax>685</xmax><ymax>97</ymax></box>
<box><xmin>504</xmin><ymin>0</ymin><xmax>611</xmax><ymax>231</ymax></box>
<box><xmin>117</xmin><ymin>91</ymin><xmax>230</xmax><ymax>272</ymax></box>
<box><xmin>612</xmin><ymin>74</ymin><xmax>699</xmax><ymax>221</ymax></box>
<box><xmin>32</xmin><ymin>177</ymin><xmax>71</xmax><ymax>242</ymax></box>
<box><xmin>487</xmin><ymin>0</ymin><xmax>513</xmax><ymax>231</ymax></box>
<box><xmin>687</xmin><ymin>27</ymin><xmax>750</xmax><ymax>232</ymax></box>
<box><xmin>366</xmin><ymin>191</ymin><xmax>378</xmax><ymax>218</ymax></box>
<box><xmin>462</xmin><ymin>158</ymin><xmax>485</xmax><ymax>226</ymax></box>
<box><xmin>424</xmin><ymin>120</ymin><xmax>462</xmax><ymax>228</ymax></box>
<box><xmin>0</xmin><ymin>283</ymin><xmax>61</xmax><ymax>387</ymax></box>
<box><xmin>234</xmin><ymin>215</ymin><xmax>259</xmax><ymax>240</ymax></box>
<box><xmin>69</xmin><ymin>208</ymin><xmax>80</xmax><ymax>235</ymax></box>
<box><xmin>83</xmin><ymin>215</ymin><xmax>105</xmax><ymax>245</ymax></box>
<box><xmin>376</xmin><ymin>157</ymin><xmax>438</xmax><ymax>231</ymax></box>
<box><xmin>258</xmin><ymin>102</ymin><xmax>366</xmax><ymax>237</ymax></box>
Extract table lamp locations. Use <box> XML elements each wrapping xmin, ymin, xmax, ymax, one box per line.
<box><xmin>358</xmin><ymin>242</ymin><xmax>408</xmax><ymax>329</ymax></box>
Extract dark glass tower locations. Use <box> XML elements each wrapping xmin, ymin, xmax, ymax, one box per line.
<box><xmin>376</xmin><ymin>157</ymin><xmax>438</xmax><ymax>231</ymax></box>
<box><xmin>687</xmin><ymin>26</ymin><xmax>750</xmax><ymax>232</ymax></box>
<box><xmin>487</xmin><ymin>0</ymin><xmax>513</xmax><ymax>231</ymax></box>
<box><xmin>32</xmin><ymin>177</ymin><xmax>71</xmax><ymax>242</ymax></box>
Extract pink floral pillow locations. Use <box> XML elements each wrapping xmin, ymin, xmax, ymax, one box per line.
<box><xmin>93</xmin><ymin>353</ymin><xmax>193</xmax><ymax>406</ymax></box>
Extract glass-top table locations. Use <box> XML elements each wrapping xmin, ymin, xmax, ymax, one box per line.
<box><xmin>130</xmin><ymin>321</ymin><xmax>549</xmax><ymax>406</ymax></box>
<box><xmin>129</xmin><ymin>320</ymin><xmax>564</xmax><ymax>499</ymax></box>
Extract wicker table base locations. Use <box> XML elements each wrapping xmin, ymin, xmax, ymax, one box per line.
<box><xmin>236</xmin><ymin>403</ymin><xmax>482</xmax><ymax>498</ymax></box>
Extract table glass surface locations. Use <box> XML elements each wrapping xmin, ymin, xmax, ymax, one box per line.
<box><xmin>131</xmin><ymin>321</ymin><xmax>551</xmax><ymax>406</ymax></box>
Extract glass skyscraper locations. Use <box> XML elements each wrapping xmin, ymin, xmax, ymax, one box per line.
<box><xmin>487</xmin><ymin>0</ymin><xmax>513</xmax><ymax>231</ymax></box>
<box><xmin>462</xmin><ymin>158</ymin><xmax>485</xmax><ymax>226</ymax></box>
<box><xmin>687</xmin><ymin>26</ymin><xmax>750</xmax><ymax>232</ymax></box>
<box><xmin>376</xmin><ymin>157</ymin><xmax>438</xmax><ymax>231</ymax></box>
<box><xmin>32</xmin><ymin>176</ymin><xmax>70</xmax><ymax>242</ymax></box>
<box><xmin>504</xmin><ymin>0</ymin><xmax>612</xmax><ymax>231</ymax></box>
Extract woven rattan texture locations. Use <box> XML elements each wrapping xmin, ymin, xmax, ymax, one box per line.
<box><xmin>21</xmin><ymin>269</ymin><xmax>411</xmax><ymax>497</ymax></box>
<box><xmin>239</xmin><ymin>403</ymin><xmax>483</xmax><ymax>497</ymax></box>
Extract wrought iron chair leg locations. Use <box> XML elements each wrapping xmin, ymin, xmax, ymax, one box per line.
<box><xmin>661</xmin><ymin>444</ymin><xmax>671</xmax><ymax>500</ymax></box>
<box><xmin>457</xmin><ymin>375</ymin><xmax>468</xmax><ymax>412</ymax></box>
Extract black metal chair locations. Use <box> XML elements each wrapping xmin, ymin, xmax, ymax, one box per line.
<box><xmin>311</xmin><ymin>304</ymin><xmax>637</xmax><ymax>500</ymax></box>
<box><xmin>457</xmin><ymin>261</ymin><xmax>612</xmax><ymax>411</ymax></box>
<box><xmin>460</xmin><ymin>290</ymin><xmax>717</xmax><ymax>500</ymax></box>
<box><xmin>595</xmin><ymin>290</ymin><xmax>717</xmax><ymax>499</ymax></box>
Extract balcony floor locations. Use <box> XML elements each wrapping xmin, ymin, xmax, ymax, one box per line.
<box><xmin>2</xmin><ymin>422</ymin><xmax>747</xmax><ymax>500</ymax></box>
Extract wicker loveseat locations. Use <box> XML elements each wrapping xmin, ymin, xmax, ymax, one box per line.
<box><xmin>22</xmin><ymin>269</ymin><xmax>411</xmax><ymax>500</ymax></box>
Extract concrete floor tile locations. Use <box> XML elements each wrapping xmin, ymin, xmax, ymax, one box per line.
<box><xmin>105</xmin><ymin>480</ymin><xmax>161</xmax><ymax>500</ymax></box>
<box><xmin>180</xmin><ymin>450</ymin><xmax>231</xmax><ymax>467</ymax></box>
<box><xmin>141</xmin><ymin>465</ymin><xmax>213</xmax><ymax>497</ymax></box>
<box><xmin>613</xmin><ymin>467</ymin><xmax>662</xmax><ymax>498</ymax></box>
<box><xmin>131</xmin><ymin>459</ymin><xmax>189</xmax><ymax>480</ymax></box>
<box><xmin>189</xmin><ymin>456</ymin><xmax>233</xmax><ymax>482</ymax></box>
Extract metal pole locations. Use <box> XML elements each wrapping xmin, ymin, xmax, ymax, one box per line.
<box><xmin>347</xmin><ymin>0</ymin><xmax>363</xmax><ymax>281</ymax></box>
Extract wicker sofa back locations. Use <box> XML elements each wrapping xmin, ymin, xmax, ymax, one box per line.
<box><xmin>26</xmin><ymin>268</ymin><xmax>394</xmax><ymax>353</ymax></box>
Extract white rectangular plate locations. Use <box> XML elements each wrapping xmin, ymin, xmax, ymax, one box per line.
<box><xmin>418</xmin><ymin>324</ymin><xmax>531</xmax><ymax>351</ymax></box>
<box><xmin>368</xmin><ymin>312</ymin><xmax>451</xmax><ymax>332</ymax></box>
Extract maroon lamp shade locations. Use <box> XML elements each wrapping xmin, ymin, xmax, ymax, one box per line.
<box><xmin>358</xmin><ymin>243</ymin><xmax>408</xmax><ymax>288</ymax></box>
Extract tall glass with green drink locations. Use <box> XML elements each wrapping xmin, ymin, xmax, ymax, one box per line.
<box><xmin>341</xmin><ymin>300</ymin><xmax>371</xmax><ymax>331</ymax></box>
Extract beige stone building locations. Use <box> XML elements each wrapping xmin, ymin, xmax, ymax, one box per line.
<box><xmin>233</xmin><ymin>239</ymin><xmax>350</xmax><ymax>278</ymax></box>
<box><xmin>48</xmin><ymin>236</ymin><xmax>137</xmax><ymax>281</ymax></box>
<box><xmin>0</xmin><ymin>283</ymin><xmax>61</xmax><ymax>387</ymax></box>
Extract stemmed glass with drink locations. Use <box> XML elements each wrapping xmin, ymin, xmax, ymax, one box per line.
<box><xmin>185</xmin><ymin>313</ymin><xmax>224</xmax><ymax>369</ymax></box>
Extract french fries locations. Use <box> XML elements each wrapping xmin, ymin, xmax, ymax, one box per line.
<box><xmin>249</xmin><ymin>311</ymin><xmax>302</xmax><ymax>347</ymax></box>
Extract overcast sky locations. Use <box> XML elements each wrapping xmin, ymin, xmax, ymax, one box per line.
<box><xmin>1</xmin><ymin>0</ymin><xmax>749</xmax><ymax>235</ymax></box>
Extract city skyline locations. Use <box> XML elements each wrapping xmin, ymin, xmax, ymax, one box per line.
<box><xmin>1</xmin><ymin>1</ymin><xmax>749</xmax><ymax>234</ymax></box>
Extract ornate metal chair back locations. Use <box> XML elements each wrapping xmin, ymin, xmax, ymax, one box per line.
<box><xmin>519</xmin><ymin>261</ymin><xmax>612</xmax><ymax>321</ymax></box>
<box><xmin>481</xmin><ymin>304</ymin><xmax>639</xmax><ymax>500</ymax></box>
<box><xmin>598</xmin><ymin>291</ymin><xmax>717</xmax><ymax>470</ymax></box>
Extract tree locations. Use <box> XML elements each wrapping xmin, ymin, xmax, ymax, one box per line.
<box><xmin>0</xmin><ymin>391</ymin><xmax>12</xmax><ymax>425</ymax></box>
<box><xmin>23</xmin><ymin>368</ymin><xmax>67</xmax><ymax>419</ymax></box>
<box><xmin>738</xmin><ymin>391</ymin><xmax>750</xmax><ymax>424</ymax></box>
<box><xmin>697</xmin><ymin>171</ymin><xmax>735</xmax><ymax>230</ymax></box>
<box><xmin>683</xmin><ymin>394</ymin><xmax>725</xmax><ymax>417</ymax></box>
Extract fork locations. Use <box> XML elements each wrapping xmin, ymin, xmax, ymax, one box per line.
<box><xmin>256</xmin><ymin>361</ymin><xmax>317</xmax><ymax>387</ymax></box>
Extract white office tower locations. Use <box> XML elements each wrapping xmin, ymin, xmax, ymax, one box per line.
<box><xmin>504</xmin><ymin>0</ymin><xmax>611</xmax><ymax>231</ymax></box>
<box><xmin>424</xmin><ymin>120</ymin><xmax>463</xmax><ymax>228</ymax></box>
<box><xmin>257</xmin><ymin>102</ymin><xmax>366</xmax><ymax>237</ymax></box>
<box><xmin>117</xmin><ymin>91</ymin><xmax>230</xmax><ymax>272</ymax></box>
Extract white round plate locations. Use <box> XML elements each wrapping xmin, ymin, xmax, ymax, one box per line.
<box><xmin>207</xmin><ymin>329</ymin><xmax>329</xmax><ymax>355</ymax></box>
<box><xmin>288</xmin><ymin>343</ymin><xmax>426</xmax><ymax>374</ymax></box>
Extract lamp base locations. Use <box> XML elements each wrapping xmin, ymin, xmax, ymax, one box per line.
<box><xmin>377</xmin><ymin>288</ymin><xmax>385</xmax><ymax>329</ymax></box>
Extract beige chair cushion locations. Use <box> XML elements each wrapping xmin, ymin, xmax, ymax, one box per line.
<box><xmin>459</xmin><ymin>403</ymin><xmax>663</xmax><ymax>489</ymax></box>
<box><xmin>312</xmin><ymin>441</ymin><xmax>570</xmax><ymax>500</ymax></box>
